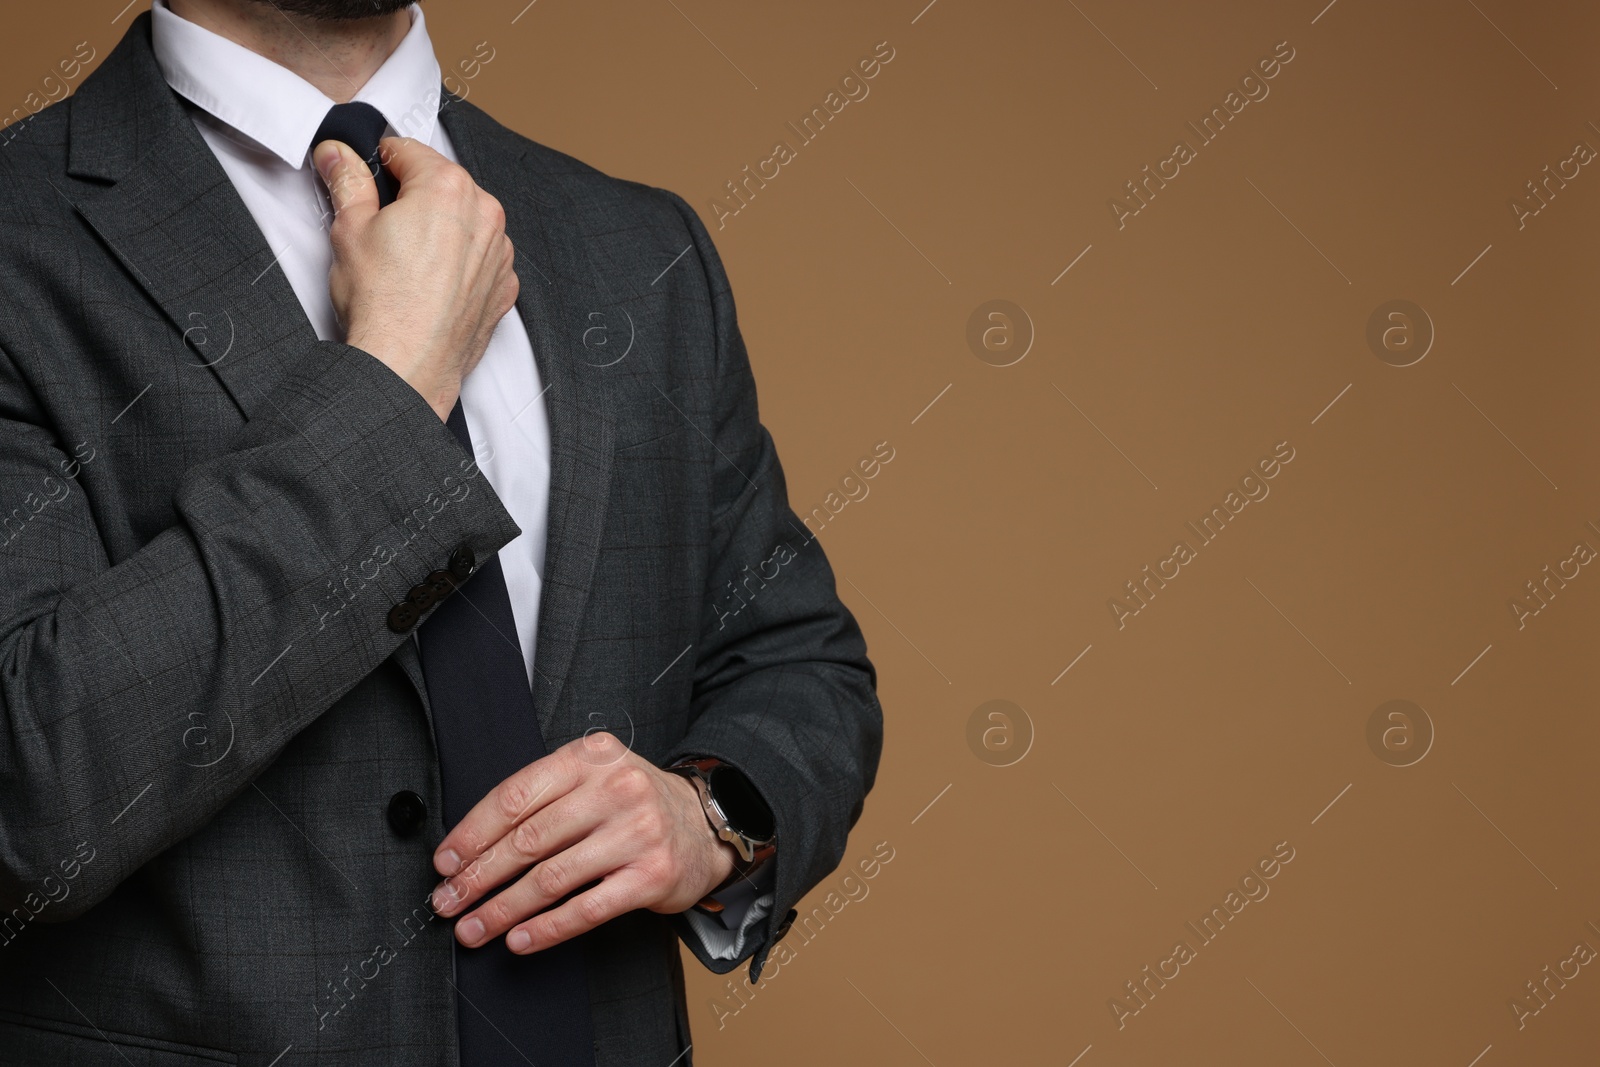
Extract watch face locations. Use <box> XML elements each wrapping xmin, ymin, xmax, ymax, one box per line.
<box><xmin>708</xmin><ymin>764</ymin><xmax>775</xmax><ymax>843</ymax></box>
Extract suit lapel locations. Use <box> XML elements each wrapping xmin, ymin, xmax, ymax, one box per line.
<box><xmin>61</xmin><ymin>16</ymin><xmax>442</xmax><ymax>729</ymax></box>
<box><xmin>62</xmin><ymin>14</ymin><xmax>319</xmax><ymax>424</ymax></box>
<box><xmin>64</xmin><ymin>16</ymin><xmax>617</xmax><ymax>742</ymax></box>
<box><xmin>439</xmin><ymin>99</ymin><xmax>617</xmax><ymax>740</ymax></box>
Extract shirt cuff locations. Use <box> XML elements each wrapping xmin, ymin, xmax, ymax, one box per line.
<box><xmin>680</xmin><ymin>859</ymin><xmax>777</xmax><ymax>961</ymax></box>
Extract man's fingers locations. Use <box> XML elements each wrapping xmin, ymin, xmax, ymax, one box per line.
<box><xmin>433</xmin><ymin>750</ymin><xmax>581</xmax><ymax>877</ymax></box>
<box><xmin>452</xmin><ymin>833</ymin><xmax>635</xmax><ymax>949</ymax></box>
<box><xmin>506</xmin><ymin>871</ymin><xmax>647</xmax><ymax>955</ymax></box>
<box><xmin>430</xmin><ymin>790</ymin><xmax>604</xmax><ymax>917</ymax></box>
<box><xmin>377</xmin><ymin>135</ymin><xmax>448</xmax><ymax>191</ymax></box>
<box><xmin>313</xmin><ymin>140</ymin><xmax>379</xmax><ymax>221</ymax></box>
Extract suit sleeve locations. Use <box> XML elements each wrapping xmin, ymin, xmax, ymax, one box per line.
<box><xmin>657</xmin><ymin>191</ymin><xmax>884</xmax><ymax>981</ymax></box>
<box><xmin>0</xmin><ymin>337</ymin><xmax>521</xmax><ymax>919</ymax></box>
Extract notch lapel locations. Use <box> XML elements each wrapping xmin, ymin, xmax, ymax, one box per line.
<box><xmin>439</xmin><ymin>99</ymin><xmax>617</xmax><ymax>740</ymax></box>
<box><xmin>62</xmin><ymin>15</ymin><xmax>320</xmax><ymax>424</ymax></box>
<box><xmin>60</xmin><ymin>15</ymin><xmax>439</xmax><ymax>728</ymax></box>
<box><xmin>64</xmin><ymin>18</ymin><xmax>619</xmax><ymax>742</ymax></box>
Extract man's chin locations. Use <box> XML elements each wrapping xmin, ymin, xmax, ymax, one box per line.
<box><xmin>243</xmin><ymin>0</ymin><xmax>416</xmax><ymax>20</ymax></box>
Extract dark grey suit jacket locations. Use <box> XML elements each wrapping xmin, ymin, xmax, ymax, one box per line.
<box><xmin>0</xmin><ymin>14</ymin><xmax>880</xmax><ymax>1066</ymax></box>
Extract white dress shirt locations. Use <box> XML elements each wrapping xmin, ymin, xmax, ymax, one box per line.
<box><xmin>149</xmin><ymin>0</ymin><xmax>768</xmax><ymax>962</ymax></box>
<box><xmin>150</xmin><ymin>0</ymin><xmax>550</xmax><ymax>691</ymax></box>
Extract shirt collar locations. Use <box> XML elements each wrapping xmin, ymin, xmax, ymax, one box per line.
<box><xmin>149</xmin><ymin>0</ymin><xmax>443</xmax><ymax>169</ymax></box>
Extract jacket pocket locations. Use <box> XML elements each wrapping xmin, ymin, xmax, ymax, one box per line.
<box><xmin>0</xmin><ymin>1010</ymin><xmax>237</xmax><ymax>1065</ymax></box>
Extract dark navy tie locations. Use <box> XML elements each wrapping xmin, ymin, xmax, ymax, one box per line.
<box><xmin>313</xmin><ymin>101</ymin><xmax>399</xmax><ymax>206</ymax></box>
<box><xmin>317</xmin><ymin>102</ymin><xmax>598</xmax><ymax>1066</ymax></box>
<box><xmin>419</xmin><ymin>406</ymin><xmax>597</xmax><ymax>1067</ymax></box>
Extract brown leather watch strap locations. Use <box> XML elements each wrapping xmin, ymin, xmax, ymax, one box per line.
<box><xmin>673</xmin><ymin>756</ymin><xmax>722</xmax><ymax>775</ymax></box>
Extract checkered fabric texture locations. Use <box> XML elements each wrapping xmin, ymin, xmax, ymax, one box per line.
<box><xmin>0</xmin><ymin>13</ymin><xmax>880</xmax><ymax>1066</ymax></box>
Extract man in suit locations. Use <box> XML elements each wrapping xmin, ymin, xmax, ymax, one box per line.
<box><xmin>0</xmin><ymin>1</ymin><xmax>881</xmax><ymax>1063</ymax></box>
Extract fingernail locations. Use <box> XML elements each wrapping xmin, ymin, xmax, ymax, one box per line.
<box><xmin>507</xmin><ymin>929</ymin><xmax>531</xmax><ymax>953</ymax></box>
<box><xmin>436</xmin><ymin>849</ymin><xmax>462</xmax><ymax>876</ymax></box>
<box><xmin>313</xmin><ymin>143</ymin><xmax>340</xmax><ymax>180</ymax></box>
<box><xmin>457</xmin><ymin>916</ymin><xmax>485</xmax><ymax>945</ymax></box>
<box><xmin>430</xmin><ymin>882</ymin><xmax>456</xmax><ymax>914</ymax></box>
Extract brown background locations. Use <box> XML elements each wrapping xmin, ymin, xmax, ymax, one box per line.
<box><xmin>7</xmin><ymin>1</ymin><xmax>1600</xmax><ymax>1063</ymax></box>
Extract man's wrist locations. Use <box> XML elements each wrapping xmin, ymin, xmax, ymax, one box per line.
<box><xmin>345</xmin><ymin>330</ymin><xmax>459</xmax><ymax>421</ymax></box>
<box><xmin>665</xmin><ymin>757</ymin><xmax>777</xmax><ymax>914</ymax></box>
<box><xmin>664</xmin><ymin>769</ymin><xmax>738</xmax><ymax>903</ymax></box>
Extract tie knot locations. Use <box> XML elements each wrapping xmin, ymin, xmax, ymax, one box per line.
<box><xmin>314</xmin><ymin>101</ymin><xmax>398</xmax><ymax>206</ymax></box>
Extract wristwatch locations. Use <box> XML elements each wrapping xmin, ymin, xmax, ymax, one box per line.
<box><xmin>666</xmin><ymin>757</ymin><xmax>776</xmax><ymax>913</ymax></box>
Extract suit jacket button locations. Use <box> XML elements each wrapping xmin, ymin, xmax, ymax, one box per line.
<box><xmin>774</xmin><ymin>907</ymin><xmax>797</xmax><ymax>941</ymax></box>
<box><xmin>387</xmin><ymin>601</ymin><xmax>421</xmax><ymax>633</ymax></box>
<box><xmin>423</xmin><ymin>569</ymin><xmax>456</xmax><ymax>600</ymax></box>
<box><xmin>387</xmin><ymin>790</ymin><xmax>428</xmax><ymax>836</ymax></box>
<box><xmin>448</xmin><ymin>545</ymin><xmax>475</xmax><ymax>581</ymax></box>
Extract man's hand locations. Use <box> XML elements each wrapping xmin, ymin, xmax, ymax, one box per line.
<box><xmin>313</xmin><ymin>136</ymin><xmax>519</xmax><ymax>421</ymax></box>
<box><xmin>428</xmin><ymin>732</ymin><xmax>740</xmax><ymax>954</ymax></box>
